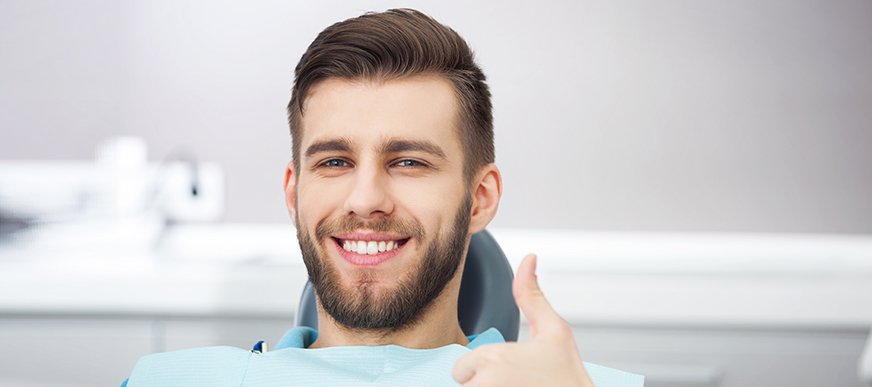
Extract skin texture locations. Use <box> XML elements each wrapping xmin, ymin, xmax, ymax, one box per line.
<box><xmin>283</xmin><ymin>75</ymin><xmax>594</xmax><ymax>385</ymax></box>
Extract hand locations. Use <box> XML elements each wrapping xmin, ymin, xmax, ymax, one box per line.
<box><xmin>452</xmin><ymin>254</ymin><xmax>595</xmax><ymax>387</ymax></box>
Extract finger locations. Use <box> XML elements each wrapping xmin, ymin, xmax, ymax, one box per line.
<box><xmin>512</xmin><ymin>254</ymin><xmax>564</xmax><ymax>339</ymax></box>
<box><xmin>452</xmin><ymin>351</ymin><xmax>479</xmax><ymax>384</ymax></box>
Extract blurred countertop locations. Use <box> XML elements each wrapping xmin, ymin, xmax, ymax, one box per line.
<box><xmin>1</xmin><ymin>223</ymin><xmax>871</xmax><ymax>329</ymax></box>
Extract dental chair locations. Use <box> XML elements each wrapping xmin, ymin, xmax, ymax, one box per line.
<box><xmin>294</xmin><ymin>230</ymin><xmax>521</xmax><ymax>341</ymax></box>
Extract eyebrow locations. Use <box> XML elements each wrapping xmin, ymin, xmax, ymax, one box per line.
<box><xmin>380</xmin><ymin>139</ymin><xmax>447</xmax><ymax>160</ymax></box>
<box><xmin>304</xmin><ymin>138</ymin><xmax>352</xmax><ymax>158</ymax></box>
<box><xmin>304</xmin><ymin>137</ymin><xmax>448</xmax><ymax>160</ymax></box>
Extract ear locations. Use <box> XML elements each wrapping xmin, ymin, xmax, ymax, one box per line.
<box><xmin>468</xmin><ymin>163</ymin><xmax>502</xmax><ymax>234</ymax></box>
<box><xmin>283</xmin><ymin>161</ymin><xmax>297</xmax><ymax>220</ymax></box>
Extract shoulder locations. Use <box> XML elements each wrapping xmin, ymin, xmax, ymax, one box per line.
<box><xmin>466</xmin><ymin>327</ymin><xmax>505</xmax><ymax>349</ymax></box>
<box><xmin>127</xmin><ymin>346</ymin><xmax>252</xmax><ymax>386</ymax></box>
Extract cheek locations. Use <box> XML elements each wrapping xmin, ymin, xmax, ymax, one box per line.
<box><xmin>390</xmin><ymin>178</ymin><xmax>464</xmax><ymax>233</ymax></box>
<box><xmin>296</xmin><ymin>179</ymin><xmax>345</xmax><ymax>227</ymax></box>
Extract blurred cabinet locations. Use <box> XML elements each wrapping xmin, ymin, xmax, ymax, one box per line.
<box><xmin>0</xmin><ymin>316</ymin><xmax>293</xmax><ymax>387</ymax></box>
<box><xmin>0</xmin><ymin>318</ymin><xmax>152</xmax><ymax>387</ymax></box>
<box><xmin>566</xmin><ymin>325</ymin><xmax>871</xmax><ymax>387</ymax></box>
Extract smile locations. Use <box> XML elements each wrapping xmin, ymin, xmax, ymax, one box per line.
<box><xmin>340</xmin><ymin>239</ymin><xmax>403</xmax><ymax>255</ymax></box>
<box><xmin>330</xmin><ymin>233</ymin><xmax>411</xmax><ymax>266</ymax></box>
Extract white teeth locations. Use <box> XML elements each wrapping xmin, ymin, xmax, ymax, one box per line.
<box><xmin>340</xmin><ymin>239</ymin><xmax>403</xmax><ymax>255</ymax></box>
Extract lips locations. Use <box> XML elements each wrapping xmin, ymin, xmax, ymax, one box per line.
<box><xmin>331</xmin><ymin>232</ymin><xmax>410</xmax><ymax>266</ymax></box>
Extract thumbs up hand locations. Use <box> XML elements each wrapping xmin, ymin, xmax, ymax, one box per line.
<box><xmin>452</xmin><ymin>254</ymin><xmax>595</xmax><ymax>387</ymax></box>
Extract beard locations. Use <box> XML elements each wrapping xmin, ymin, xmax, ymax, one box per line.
<box><xmin>296</xmin><ymin>194</ymin><xmax>472</xmax><ymax>332</ymax></box>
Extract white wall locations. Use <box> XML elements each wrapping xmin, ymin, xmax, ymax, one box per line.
<box><xmin>2</xmin><ymin>0</ymin><xmax>871</xmax><ymax>234</ymax></box>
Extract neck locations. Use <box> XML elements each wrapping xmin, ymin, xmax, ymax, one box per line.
<box><xmin>309</xmin><ymin>277</ymin><xmax>468</xmax><ymax>349</ymax></box>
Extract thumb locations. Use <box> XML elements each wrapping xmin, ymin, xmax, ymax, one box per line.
<box><xmin>512</xmin><ymin>254</ymin><xmax>564</xmax><ymax>340</ymax></box>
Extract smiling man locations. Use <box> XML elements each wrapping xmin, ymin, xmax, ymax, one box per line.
<box><xmin>290</xmin><ymin>74</ymin><xmax>485</xmax><ymax>348</ymax></box>
<box><xmin>124</xmin><ymin>8</ymin><xmax>643</xmax><ymax>386</ymax></box>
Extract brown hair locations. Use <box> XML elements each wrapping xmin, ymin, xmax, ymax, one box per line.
<box><xmin>287</xmin><ymin>8</ymin><xmax>494</xmax><ymax>182</ymax></box>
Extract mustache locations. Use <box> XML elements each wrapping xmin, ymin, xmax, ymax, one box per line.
<box><xmin>314</xmin><ymin>215</ymin><xmax>426</xmax><ymax>241</ymax></box>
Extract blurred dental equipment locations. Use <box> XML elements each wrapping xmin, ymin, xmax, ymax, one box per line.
<box><xmin>0</xmin><ymin>137</ymin><xmax>223</xmax><ymax>253</ymax></box>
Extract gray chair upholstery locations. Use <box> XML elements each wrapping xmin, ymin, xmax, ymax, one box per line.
<box><xmin>295</xmin><ymin>229</ymin><xmax>520</xmax><ymax>341</ymax></box>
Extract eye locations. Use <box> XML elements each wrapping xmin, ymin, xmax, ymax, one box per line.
<box><xmin>393</xmin><ymin>159</ymin><xmax>425</xmax><ymax>168</ymax></box>
<box><xmin>321</xmin><ymin>159</ymin><xmax>351</xmax><ymax>168</ymax></box>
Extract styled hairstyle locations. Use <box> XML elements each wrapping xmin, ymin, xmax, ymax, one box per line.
<box><xmin>287</xmin><ymin>8</ymin><xmax>494</xmax><ymax>181</ymax></box>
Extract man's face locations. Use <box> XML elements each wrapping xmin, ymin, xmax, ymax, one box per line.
<box><xmin>287</xmin><ymin>76</ymin><xmax>472</xmax><ymax>331</ymax></box>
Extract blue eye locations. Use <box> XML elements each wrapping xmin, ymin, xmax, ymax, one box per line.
<box><xmin>395</xmin><ymin>159</ymin><xmax>423</xmax><ymax>167</ymax></box>
<box><xmin>322</xmin><ymin>159</ymin><xmax>350</xmax><ymax>168</ymax></box>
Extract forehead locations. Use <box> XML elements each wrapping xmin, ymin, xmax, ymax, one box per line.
<box><xmin>299</xmin><ymin>75</ymin><xmax>462</xmax><ymax>154</ymax></box>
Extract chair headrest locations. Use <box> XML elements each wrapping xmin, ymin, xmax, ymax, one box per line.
<box><xmin>295</xmin><ymin>229</ymin><xmax>520</xmax><ymax>341</ymax></box>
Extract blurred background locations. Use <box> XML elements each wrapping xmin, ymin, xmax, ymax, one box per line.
<box><xmin>1</xmin><ymin>1</ymin><xmax>870</xmax><ymax>386</ymax></box>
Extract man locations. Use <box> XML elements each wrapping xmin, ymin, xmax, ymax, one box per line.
<box><xmin>125</xmin><ymin>8</ymin><xmax>643</xmax><ymax>386</ymax></box>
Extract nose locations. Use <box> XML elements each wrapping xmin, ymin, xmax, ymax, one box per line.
<box><xmin>343</xmin><ymin>163</ymin><xmax>394</xmax><ymax>219</ymax></box>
